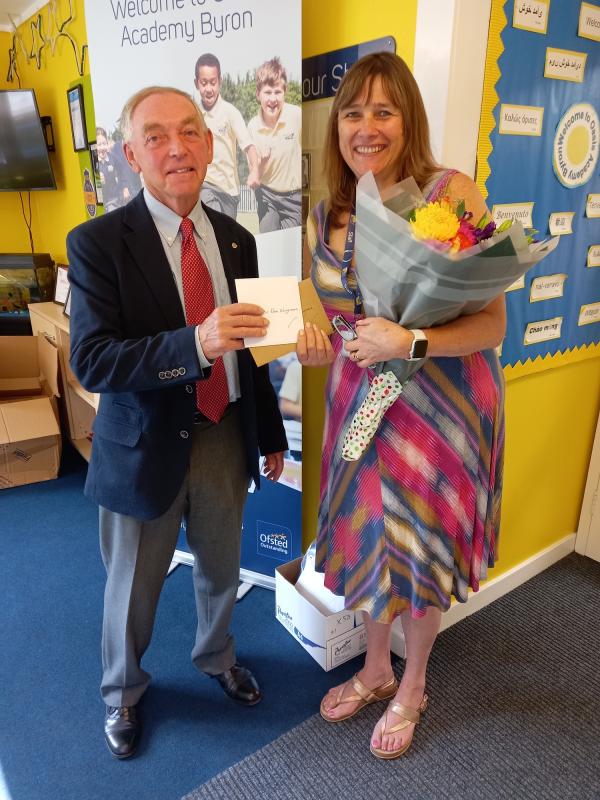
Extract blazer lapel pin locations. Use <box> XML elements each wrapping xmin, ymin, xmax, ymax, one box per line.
<box><xmin>232</xmin><ymin>242</ymin><xmax>238</xmax><ymax>249</ymax></box>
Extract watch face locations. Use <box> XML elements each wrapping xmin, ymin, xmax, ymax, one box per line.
<box><xmin>411</xmin><ymin>338</ymin><xmax>428</xmax><ymax>359</ymax></box>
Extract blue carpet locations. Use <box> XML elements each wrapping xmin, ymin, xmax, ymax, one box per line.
<box><xmin>0</xmin><ymin>445</ymin><xmax>359</xmax><ymax>800</ymax></box>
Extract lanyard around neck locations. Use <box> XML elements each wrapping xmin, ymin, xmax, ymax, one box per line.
<box><xmin>340</xmin><ymin>209</ymin><xmax>362</xmax><ymax>315</ymax></box>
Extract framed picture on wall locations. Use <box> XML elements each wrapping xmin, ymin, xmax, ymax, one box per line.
<box><xmin>63</xmin><ymin>287</ymin><xmax>72</xmax><ymax>318</ymax></box>
<box><xmin>53</xmin><ymin>264</ymin><xmax>70</xmax><ymax>305</ymax></box>
<box><xmin>88</xmin><ymin>142</ymin><xmax>103</xmax><ymax>205</ymax></box>
<box><xmin>67</xmin><ymin>84</ymin><xmax>88</xmax><ymax>152</ymax></box>
<box><xmin>302</xmin><ymin>194</ymin><xmax>309</xmax><ymax>236</ymax></box>
<box><xmin>301</xmin><ymin>153</ymin><xmax>310</xmax><ymax>191</ymax></box>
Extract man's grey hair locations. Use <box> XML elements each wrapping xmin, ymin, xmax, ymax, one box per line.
<box><xmin>119</xmin><ymin>86</ymin><xmax>206</xmax><ymax>143</ymax></box>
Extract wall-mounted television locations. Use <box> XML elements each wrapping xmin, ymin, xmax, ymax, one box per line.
<box><xmin>0</xmin><ymin>89</ymin><xmax>56</xmax><ymax>192</ymax></box>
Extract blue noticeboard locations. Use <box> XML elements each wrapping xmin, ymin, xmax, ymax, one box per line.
<box><xmin>486</xmin><ymin>1</ymin><xmax>600</xmax><ymax>366</ymax></box>
<box><xmin>302</xmin><ymin>36</ymin><xmax>396</xmax><ymax>102</ymax></box>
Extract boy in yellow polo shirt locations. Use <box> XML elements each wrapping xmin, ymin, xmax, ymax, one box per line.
<box><xmin>248</xmin><ymin>57</ymin><xmax>302</xmax><ymax>232</ymax></box>
<box><xmin>194</xmin><ymin>53</ymin><xmax>260</xmax><ymax>220</ymax></box>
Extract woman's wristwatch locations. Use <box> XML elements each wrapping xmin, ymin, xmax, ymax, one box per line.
<box><xmin>407</xmin><ymin>329</ymin><xmax>428</xmax><ymax>361</ymax></box>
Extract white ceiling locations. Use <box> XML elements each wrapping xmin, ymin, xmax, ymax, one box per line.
<box><xmin>0</xmin><ymin>0</ymin><xmax>48</xmax><ymax>31</ymax></box>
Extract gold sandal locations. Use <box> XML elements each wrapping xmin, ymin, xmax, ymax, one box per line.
<box><xmin>319</xmin><ymin>674</ymin><xmax>398</xmax><ymax>723</ymax></box>
<box><xmin>370</xmin><ymin>694</ymin><xmax>428</xmax><ymax>759</ymax></box>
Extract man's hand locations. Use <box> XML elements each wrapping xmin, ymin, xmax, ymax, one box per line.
<box><xmin>296</xmin><ymin>322</ymin><xmax>335</xmax><ymax>366</ymax></box>
<box><xmin>262</xmin><ymin>451</ymin><xmax>285</xmax><ymax>482</ymax></box>
<box><xmin>198</xmin><ymin>303</ymin><xmax>268</xmax><ymax>360</ymax></box>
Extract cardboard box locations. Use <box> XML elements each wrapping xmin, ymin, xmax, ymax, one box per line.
<box><xmin>275</xmin><ymin>557</ymin><xmax>367</xmax><ymax>671</ymax></box>
<box><xmin>0</xmin><ymin>335</ymin><xmax>61</xmax><ymax>489</ymax></box>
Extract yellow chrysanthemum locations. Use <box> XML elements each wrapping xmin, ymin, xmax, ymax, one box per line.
<box><xmin>410</xmin><ymin>200</ymin><xmax>460</xmax><ymax>242</ymax></box>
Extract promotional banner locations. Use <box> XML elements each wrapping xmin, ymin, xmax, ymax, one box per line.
<box><xmin>84</xmin><ymin>0</ymin><xmax>303</xmax><ymax>582</ymax></box>
<box><xmin>479</xmin><ymin>0</ymin><xmax>600</xmax><ymax>369</ymax></box>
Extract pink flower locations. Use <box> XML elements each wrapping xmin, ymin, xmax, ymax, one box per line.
<box><xmin>450</xmin><ymin>219</ymin><xmax>479</xmax><ymax>252</ymax></box>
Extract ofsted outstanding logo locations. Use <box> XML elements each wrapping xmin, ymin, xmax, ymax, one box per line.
<box><xmin>256</xmin><ymin>519</ymin><xmax>292</xmax><ymax>561</ymax></box>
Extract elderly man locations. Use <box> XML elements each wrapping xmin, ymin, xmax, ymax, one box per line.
<box><xmin>67</xmin><ymin>86</ymin><xmax>287</xmax><ymax>759</ymax></box>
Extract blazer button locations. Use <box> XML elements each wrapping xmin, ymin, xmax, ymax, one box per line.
<box><xmin>185</xmin><ymin>384</ymin><xmax>194</xmax><ymax>394</ymax></box>
<box><xmin>159</xmin><ymin>371</ymin><xmax>166</xmax><ymax>380</ymax></box>
<box><xmin>165</xmin><ymin>369</ymin><xmax>173</xmax><ymax>379</ymax></box>
<box><xmin>179</xmin><ymin>367</ymin><xmax>187</xmax><ymax>376</ymax></box>
<box><xmin>180</xmin><ymin>430</ymin><xmax>189</xmax><ymax>439</ymax></box>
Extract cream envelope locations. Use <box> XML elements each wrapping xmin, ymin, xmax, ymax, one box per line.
<box><xmin>250</xmin><ymin>278</ymin><xmax>333</xmax><ymax>367</ymax></box>
<box><xmin>236</xmin><ymin>276</ymin><xmax>303</xmax><ymax>348</ymax></box>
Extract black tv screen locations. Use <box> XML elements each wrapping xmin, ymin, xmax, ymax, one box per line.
<box><xmin>0</xmin><ymin>89</ymin><xmax>56</xmax><ymax>191</ymax></box>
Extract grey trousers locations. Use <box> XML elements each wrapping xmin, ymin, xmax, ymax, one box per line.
<box><xmin>200</xmin><ymin>184</ymin><xmax>239</xmax><ymax>220</ymax></box>
<box><xmin>98</xmin><ymin>405</ymin><xmax>248</xmax><ymax>707</ymax></box>
<box><xmin>255</xmin><ymin>186</ymin><xmax>301</xmax><ymax>232</ymax></box>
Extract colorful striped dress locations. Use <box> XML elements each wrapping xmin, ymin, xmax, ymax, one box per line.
<box><xmin>309</xmin><ymin>172</ymin><xmax>505</xmax><ymax>623</ymax></box>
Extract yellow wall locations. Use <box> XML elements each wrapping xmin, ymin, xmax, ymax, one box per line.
<box><xmin>500</xmin><ymin>361</ymin><xmax>600</xmax><ymax>570</ymax></box>
<box><xmin>302</xmin><ymin>1</ymin><xmax>417</xmax><ymax>63</ymax></box>
<box><xmin>302</xmin><ymin>0</ymin><xmax>600</xmax><ymax>580</ymax></box>
<box><xmin>0</xmin><ymin>1</ymin><xmax>90</xmax><ymax>262</ymax></box>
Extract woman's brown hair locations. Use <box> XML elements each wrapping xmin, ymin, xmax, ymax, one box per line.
<box><xmin>324</xmin><ymin>52</ymin><xmax>440</xmax><ymax>226</ymax></box>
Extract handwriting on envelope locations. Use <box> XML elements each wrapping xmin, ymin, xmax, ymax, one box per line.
<box><xmin>235</xmin><ymin>276</ymin><xmax>303</xmax><ymax>347</ymax></box>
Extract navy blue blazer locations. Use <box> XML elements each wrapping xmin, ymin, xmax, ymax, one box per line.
<box><xmin>66</xmin><ymin>191</ymin><xmax>287</xmax><ymax>520</ymax></box>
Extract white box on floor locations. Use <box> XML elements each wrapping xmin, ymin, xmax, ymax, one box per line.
<box><xmin>275</xmin><ymin>557</ymin><xmax>367</xmax><ymax>671</ymax></box>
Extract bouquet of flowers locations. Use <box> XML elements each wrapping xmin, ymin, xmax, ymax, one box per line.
<box><xmin>341</xmin><ymin>172</ymin><xmax>559</xmax><ymax>461</ymax></box>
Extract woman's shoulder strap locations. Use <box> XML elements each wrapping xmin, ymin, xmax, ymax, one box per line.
<box><xmin>424</xmin><ymin>168</ymin><xmax>460</xmax><ymax>202</ymax></box>
<box><xmin>306</xmin><ymin>199</ymin><xmax>326</xmax><ymax>251</ymax></box>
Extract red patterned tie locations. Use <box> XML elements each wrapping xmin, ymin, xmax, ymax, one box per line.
<box><xmin>180</xmin><ymin>217</ymin><xmax>229</xmax><ymax>423</ymax></box>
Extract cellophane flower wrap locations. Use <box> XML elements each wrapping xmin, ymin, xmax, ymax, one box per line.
<box><xmin>341</xmin><ymin>172</ymin><xmax>559</xmax><ymax>462</ymax></box>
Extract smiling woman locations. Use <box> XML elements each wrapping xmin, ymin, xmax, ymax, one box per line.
<box><xmin>337</xmin><ymin>78</ymin><xmax>405</xmax><ymax>191</ymax></box>
<box><xmin>324</xmin><ymin>53</ymin><xmax>439</xmax><ymax>229</ymax></box>
<box><xmin>299</xmin><ymin>51</ymin><xmax>506</xmax><ymax>762</ymax></box>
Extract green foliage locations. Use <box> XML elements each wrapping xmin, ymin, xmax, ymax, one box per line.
<box><xmin>524</xmin><ymin>228</ymin><xmax>538</xmax><ymax>244</ymax></box>
<box><xmin>489</xmin><ymin>218</ymin><xmax>538</xmax><ymax>244</ymax></box>
<box><xmin>286</xmin><ymin>81</ymin><xmax>301</xmax><ymax>107</ymax></box>
<box><xmin>220</xmin><ymin>71</ymin><xmax>260</xmax><ymax>129</ymax></box>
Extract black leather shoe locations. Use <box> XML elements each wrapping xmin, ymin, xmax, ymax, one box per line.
<box><xmin>213</xmin><ymin>664</ymin><xmax>262</xmax><ymax>705</ymax></box>
<box><xmin>104</xmin><ymin>705</ymin><xmax>140</xmax><ymax>759</ymax></box>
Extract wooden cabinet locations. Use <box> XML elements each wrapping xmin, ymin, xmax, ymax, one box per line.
<box><xmin>28</xmin><ymin>302</ymin><xmax>98</xmax><ymax>462</ymax></box>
